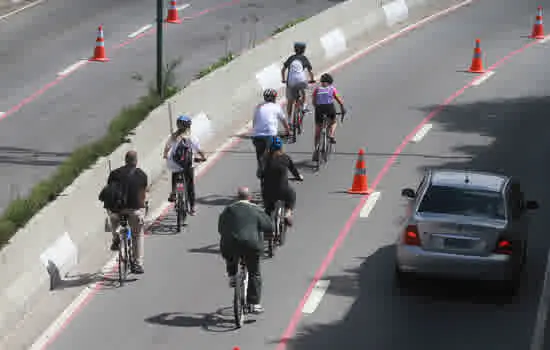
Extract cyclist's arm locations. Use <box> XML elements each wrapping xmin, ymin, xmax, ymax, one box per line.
<box><xmin>333</xmin><ymin>88</ymin><xmax>346</xmax><ymax>112</ymax></box>
<box><xmin>303</xmin><ymin>56</ymin><xmax>314</xmax><ymax>81</ymax></box>
<box><xmin>285</xmin><ymin>154</ymin><xmax>301</xmax><ymax>179</ymax></box>
<box><xmin>281</xmin><ymin>56</ymin><xmax>291</xmax><ymax>81</ymax></box>
<box><xmin>217</xmin><ymin>208</ymin><xmax>228</xmax><ymax>235</ymax></box>
<box><xmin>277</xmin><ymin>108</ymin><xmax>291</xmax><ymax>133</ymax></box>
<box><xmin>191</xmin><ymin>137</ymin><xmax>207</xmax><ymax>161</ymax></box>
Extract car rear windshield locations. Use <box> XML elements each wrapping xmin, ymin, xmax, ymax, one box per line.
<box><xmin>418</xmin><ymin>185</ymin><xmax>505</xmax><ymax>220</ymax></box>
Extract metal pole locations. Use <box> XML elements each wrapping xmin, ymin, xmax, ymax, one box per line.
<box><xmin>156</xmin><ymin>0</ymin><xmax>164</xmax><ymax>99</ymax></box>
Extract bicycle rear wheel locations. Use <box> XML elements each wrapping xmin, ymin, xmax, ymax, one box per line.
<box><xmin>268</xmin><ymin>207</ymin><xmax>280</xmax><ymax>258</ymax></box>
<box><xmin>119</xmin><ymin>232</ymin><xmax>129</xmax><ymax>285</ymax></box>
<box><xmin>176</xmin><ymin>193</ymin><xmax>184</xmax><ymax>232</ymax></box>
<box><xmin>233</xmin><ymin>260</ymin><xmax>247</xmax><ymax>328</ymax></box>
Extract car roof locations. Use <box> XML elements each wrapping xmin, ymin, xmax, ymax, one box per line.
<box><xmin>428</xmin><ymin>169</ymin><xmax>509</xmax><ymax>193</ymax></box>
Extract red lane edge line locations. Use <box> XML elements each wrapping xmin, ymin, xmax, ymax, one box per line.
<box><xmin>0</xmin><ymin>0</ymin><xmax>242</xmax><ymax>121</ymax></box>
<box><xmin>274</xmin><ymin>31</ymin><xmax>542</xmax><ymax>350</ymax></box>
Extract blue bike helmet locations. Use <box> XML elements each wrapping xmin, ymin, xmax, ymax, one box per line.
<box><xmin>270</xmin><ymin>136</ymin><xmax>283</xmax><ymax>151</ymax></box>
<box><xmin>176</xmin><ymin>115</ymin><xmax>192</xmax><ymax>129</ymax></box>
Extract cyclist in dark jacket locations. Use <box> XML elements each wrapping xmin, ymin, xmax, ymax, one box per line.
<box><xmin>218</xmin><ymin>187</ymin><xmax>274</xmax><ymax>314</ymax></box>
<box><xmin>261</xmin><ymin>136</ymin><xmax>303</xmax><ymax>226</ymax></box>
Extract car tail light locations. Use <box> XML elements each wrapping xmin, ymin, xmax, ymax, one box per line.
<box><xmin>495</xmin><ymin>238</ymin><xmax>513</xmax><ymax>255</ymax></box>
<box><xmin>404</xmin><ymin>225</ymin><xmax>421</xmax><ymax>246</ymax></box>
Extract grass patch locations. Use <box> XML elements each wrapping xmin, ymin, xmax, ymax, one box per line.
<box><xmin>272</xmin><ymin>17</ymin><xmax>307</xmax><ymax>36</ymax></box>
<box><xmin>0</xmin><ymin>61</ymin><xmax>181</xmax><ymax>247</ymax></box>
<box><xmin>195</xmin><ymin>53</ymin><xmax>235</xmax><ymax>79</ymax></box>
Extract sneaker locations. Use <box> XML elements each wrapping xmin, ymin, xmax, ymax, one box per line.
<box><xmin>250</xmin><ymin>304</ymin><xmax>265</xmax><ymax>314</ymax></box>
<box><xmin>131</xmin><ymin>263</ymin><xmax>144</xmax><ymax>274</ymax></box>
<box><xmin>189</xmin><ymin>207</ymin><xmax>197</xmax><ymax>216</ymax></box>
<box><xmin>228</xmin><ymin>275</ymin><xmax>237</xmax><ymax>288</ymax></box>
<box><xmin>110</xmin><ymin>237</ymin><xmax>120</xmax><ymax>251</ymax></box>
<box><xmin>329</xmin><ymin>137</ymin><xmax>336</xmax><ymax>144</ymax></box>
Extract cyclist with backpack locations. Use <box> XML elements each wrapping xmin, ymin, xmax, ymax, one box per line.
<box><xmin>99</xmin><ymin>150</ymin><xmax>148</xmax><ymax>274</ymax></box>
<box><xmin>281</xmin><ymin>42</ymin><xmax>315</xmax><ymax>119</ymax></box>
<box><xmin>163</xmin><ymin>115</ymin><xmax>207</xmax><ymax>216</ymax></box>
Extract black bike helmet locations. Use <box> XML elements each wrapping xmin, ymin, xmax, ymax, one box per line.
<box><xmin>320</xmin><ymin>73</ymin><xmax>333</xmax><ymax>84</ymax></box>
<box><xmin>294</xmin><ymin>42</ymin><xmax>306</xmax><ymax>54</ymax></box>
<box><xmin>263</xmin><ymin>88</ymin><xmax>278</xmax><ymax>102</ymax></box>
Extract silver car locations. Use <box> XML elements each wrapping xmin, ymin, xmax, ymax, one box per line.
<box><xmin>395</xmin><ymin>169</ymin><xmax>539</xmax><ymax>293</ymax></box>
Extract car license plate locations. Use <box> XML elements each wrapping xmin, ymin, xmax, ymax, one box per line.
<box><xmin>444</xmin><ymin>238</ymin><xmax>471</xmax><ymax>249</ymax></box>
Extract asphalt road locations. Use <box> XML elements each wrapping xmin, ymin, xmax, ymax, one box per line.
<box><xmin>35</xmin><ymin>0</ymin><xmax>550</xmax><ymax>349</ymax></box>
<box><xmin>0</xmin><ymin>0</ymin><xmax>336</xmax><ymax>214</ymax></box>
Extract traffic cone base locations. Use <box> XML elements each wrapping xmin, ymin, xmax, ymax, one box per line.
<box><xmin>468</xmin><ymin>38</ymin><xmax>484</xmax><ymax>73</ymax></box>
<box><xmin>348</xmin><ymin>148</ymin><xmax>372</xmax><ymax>195</ymax></box>
<box><xmin>166</xmin><ymin>0</ymin><xmax>182</xmax><ymax>23</ymax></box>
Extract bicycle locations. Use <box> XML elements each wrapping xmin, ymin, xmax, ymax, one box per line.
<box><xmin>314</xmin><ymin>112</ymin><xmax>344</xmax><ymax>171</ymax></box>
<box><xmin>233</xmin><ymin>256</ymin><xmax>249</xmax><ymax>328</ymax></box>
<box><xmin>174</xmin><ymin>158</ymin><xmax>205</xmax><ymax>232</ymax></box>
<box><xmin>267</xmin><ymin>200</ymin><xmax>287</xmax><ymax>258</ymax></box>
<box><xmin>117</xmin><ymin>214</ymin><xmax>133</xmax><ymax>286</ymax></box>
<box><xmin>288</xmin><ymin>80</ymin><xmax>316</xmax><ymax>143</ymax></box>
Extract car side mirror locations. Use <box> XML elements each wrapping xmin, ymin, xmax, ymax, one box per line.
<box><xmin>525</xmin><ymin>200</ymin><xmax>539</xmax><ymax>210</ymax></box>
<box><xmin>401</xmin><ymin>188</ymin><xmax>415</xmax><ymax>199</ymax></box>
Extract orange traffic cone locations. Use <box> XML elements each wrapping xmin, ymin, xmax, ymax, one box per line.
<box><xmin>166</xmin><ymin>0</ymin><xmax>182</xmax><ymax>24</ymax></box>
<box><xmin>468</xmin><ymin>38</ymin><xmax>484</xmax><ymax>73</ymax></box>
<box><xmin>90</xmin><ymin>25</ymin><xmax>109</xmax><ymax>62</ymax></box>
<box><xmin>348</xmin><ymin>148</ymin><xmax>372</xmax><ymax>195</ymax></box>
<box><xmin>530</xmin><ymin>6</ymin><xmax>545</xmax><ymax>39</ymax></box>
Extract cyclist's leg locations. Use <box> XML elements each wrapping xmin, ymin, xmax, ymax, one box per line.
<box><xmin>184</xmin><ymin>166</ymin><xmax>196</xmax><ymax>214</ymax></box>
<box><xmin>128</xmin><ymin>209</ymin><xmax>145</xmax><ymax>273</ymax></box>
<box><xmin>286</xmin><ymin>84</ymin><xmax>297</xmax><ymax>117</ymax></box>
<box><xmin>282</xmin><ymin>186</ymin><xmax>297</xmax><ymax>225</ymax></box>
<box><xmin>243</xmin><ymin>246</ymin><xmax>263</xmax><ymax>311</ymax></box>
<box><xmin>252</xmin><ymin>137</ymin><xmax>268</xmax><ymax>178</ymax></box>
<box><xmin>262</xmin><ymin>188</ymin><xmax>275</xmax><ymax>217</ymax></box>
<box><xmin>109</xmin><ymin>211</ymin><xmax>121</xmax><ymax>251</ymax></box>
<box><xmin>298</xmin><ymin>82</ymin><xmax>308</xmax><ymax>111</ymax></box>
<box><xmin>327</xmin><ymin>106</ymin><xmax>338</xmax><ymax>143</ymax></box>
<box><xmin>225</xmin><ymin>248</ymin><xmax>239</xmax><ymax>287</ymax></box>
<box><xmin>168</xmin><ymin>171</ymin><xmax>179</xmax><ymax>202</ymax></box>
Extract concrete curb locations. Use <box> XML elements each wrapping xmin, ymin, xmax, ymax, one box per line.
<box><xmin>0</xmin><ymin>0</ymin><xmax>467</xmax><ymax>342</ymax></box>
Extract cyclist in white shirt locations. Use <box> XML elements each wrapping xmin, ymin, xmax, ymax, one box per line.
<box><xmin>281</xmin><ymin>42</ymin><xmax>315</xmax><ymax>119</ymax></box>
<box><xmin>252</xmin><ymin>88</ymin><xmax>291</xmax><ymax>178</ymax></box>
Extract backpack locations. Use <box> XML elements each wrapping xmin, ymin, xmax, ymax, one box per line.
<box><xmin>172</xmin><ymin>137</ymin><xmax>193</xmax><ymax>168</ymax></box>
<box><xmin>99</xmin><ymin>168</ymin><xmax>135</xmax><ymax>211</ymax></box>
<box><xmin>289</xmin><ymin>58</ymin><xmax>304</xmax><ymax>74</ymax></box>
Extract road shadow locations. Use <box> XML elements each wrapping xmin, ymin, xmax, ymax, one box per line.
<box><xmin>149</xmin><ymin>213</ymin><xmax>184</xmax><ymax>235</ymax></box>
<box><xmin>188</xmin><ymin>243</ymin><xmax>221</xmax><ymax>255</ymax></box>
<box><xmin>0</xmin><ymin>146</ymin><xmax>71</xmax><ymax>166</ymax></box>
<box><xmin>282</xmin><ymin>95</ymin><xmax>550</xmax><ymax>350</ymax></box>
<box><xmin>195</xmin><ymin>194</ymin><xmax>235</xmax><ymax>207</ymax></box>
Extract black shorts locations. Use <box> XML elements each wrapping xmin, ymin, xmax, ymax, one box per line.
<box><xmin>314</xmin><ymin>104</ymin><xmax>337</xmax><ymax>125</ymax></box>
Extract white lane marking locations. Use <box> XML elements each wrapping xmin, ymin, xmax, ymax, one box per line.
<box><xmin>57</xmin><ymin>60</ymin><xmax>87</xmax><ymax>76</ymax></box>
<box><xmin>359</xmin><ymin>191</ymin><xmax>381</xmax><ymax>218</ymax></box>
<box><xmin>176</xmin><ymin>3</ymin><xmax>190</xmax><ymax>11</ymax></box>
<box><xmin>0</xmin><ymin>0</ymin><xmax>44</xmax><ymax>21</ymax></box>
<box><xmin>128</xmin><ymin>24</ymin><xmax>153</xmax><ymax>38</ymax></box>
<box><xmin>529</xmin><ymin>248</ymin><xmax>550</xmax><ymax>350</ymax></box>
<box><xmin>411</xmin><ymin>123</ymin><xmax>432</xmax><ymax>143</ymax></box>
<box><xmin>302</xmin><ymin>280</ymin><xmax>330</xmax><ymax>314</ymax></box>
<box><xmin>539</xmin><ymin>35</ymin><xmax>550</xmax><ymax>44</ymax></box>
<box><xmin>28</xmin><ymin>256</ymin><xmax>118</xmax><ymax>350</ymax></box>
<box><xmin>471</xmin><ymin>71</ymin><xmax>495</xmax><ymax>86</ymax></box>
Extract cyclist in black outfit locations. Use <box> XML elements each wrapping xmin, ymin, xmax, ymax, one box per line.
<box><xmin>261</xmin><ymin>136</ymin><xmax>303</xmax><ymax>226</ymax></box>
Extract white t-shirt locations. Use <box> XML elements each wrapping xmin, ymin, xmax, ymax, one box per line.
<box><xmin>252</xmin><ymin>102</ymin><xmax>286</xmax><ymax>137</ymax></box>
<box><xmin>166</xmin><ymin>135</ymin><xmax>201</xmax><ymax>171</ymax></box>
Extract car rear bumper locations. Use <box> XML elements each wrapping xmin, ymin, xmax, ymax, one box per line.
<box><xmin>396</xmin><ymin>244</ymin><xmax>514</xmax><ymax>281</ymax></box>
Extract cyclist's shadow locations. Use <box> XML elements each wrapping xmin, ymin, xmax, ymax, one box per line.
<box><xmin>148</xmin><ymin>213</ymin><xmax>184</xmax><ymax>235</ymax></box>
<box><xmin>144</xmin><ymin>306</ymin><xmax>256</xmax><ymax>332</ymax></box>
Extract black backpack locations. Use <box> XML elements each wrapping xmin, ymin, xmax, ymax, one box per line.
<box><xmin>99</xmin><ymin>168</ymin><xmax>135</xmax><ymax>211</ymax></box>
<box><xmin>172</xmin><ymin>137</ymin><xmax>193</xmax><ymax>168</ymax></box>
